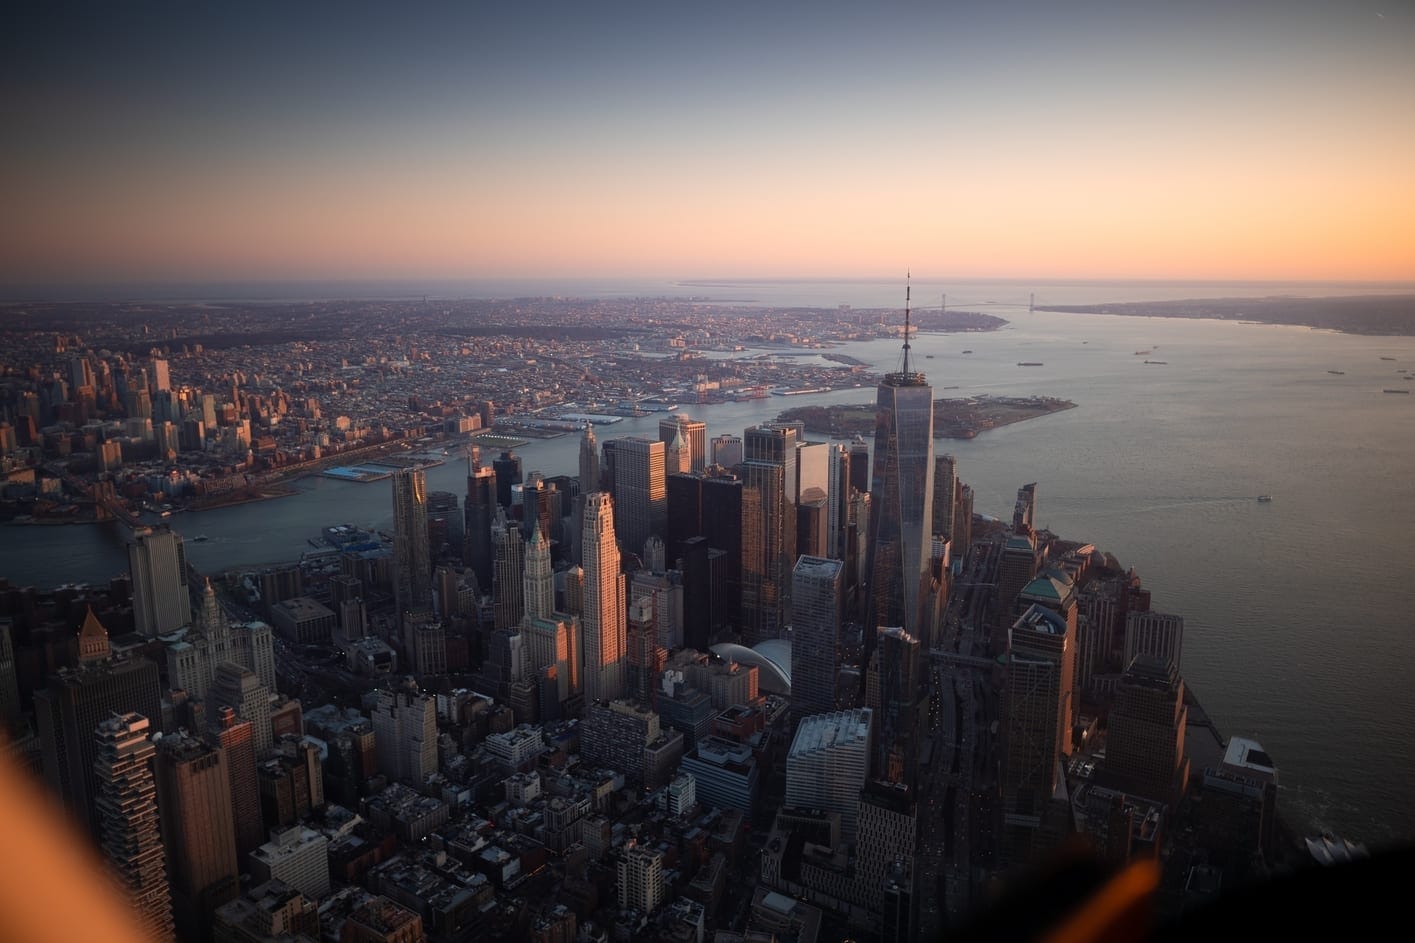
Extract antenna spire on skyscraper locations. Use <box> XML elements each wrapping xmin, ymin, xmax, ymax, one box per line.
<box><xmin>902</xmin><ymin>271</ymin><xmax>913</xmax><ymax>376</ymax></box>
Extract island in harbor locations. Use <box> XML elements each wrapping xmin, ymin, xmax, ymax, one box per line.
<box><xmin>777</xmin><ymin>394</ymin><xmax>1076</xmax><ymax>439</ymax></box>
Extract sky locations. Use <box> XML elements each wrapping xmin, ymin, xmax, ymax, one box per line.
<box><xmin>2</xmin><ymin>0</ymin><xmax>1412</xmax><ymax>286</ymax></box>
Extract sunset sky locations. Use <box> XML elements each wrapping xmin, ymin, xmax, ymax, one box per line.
<box><xmin>3</xmin><ymin>1</ymin><xmax>1412</xmax><ymax>286</ymax></box>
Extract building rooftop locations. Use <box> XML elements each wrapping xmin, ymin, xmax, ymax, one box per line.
<box><xmin>789</xmin><ymin>708</ymin><xmax>872</xmax><ymax>757</ymax></box>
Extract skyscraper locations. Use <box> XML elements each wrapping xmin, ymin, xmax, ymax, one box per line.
<box><xmin>207</xmin><ymin>662</ymin><xmax>273</xmax><ymax>758</ymax></box>
<box><xmin>660</xmin><ymin>414</ymin><xmax>707</xmax><ymax>473</ymax></box>
<box><xmin>391</xmin><ymin>468</ymin><xmax>433</xmax><ymax>622</ymax></box>
<box><xmin>36</xmin><ymin>609</ymin><xmax>163</xmax><ymax>833</ymax></box>
<box><xmin>827</xmin><ymin>443</ymin><xmax>851</xmax><ymax>562</ymax></box>
<box><xmin>93</xmin><ymin>713</ymin><xmax>175</xmax><ymax>942</ymax></box>
<box><xmin>464</xmin><ymin>452</ymin><xmax>497</xmax><ymax>590</ymax></box>
<box><xmin>791</xmin><ymin>556</ymin><xmax>844</xmax><ymax>719</ymax></box>
<box><xmin>785</xmin><ymin>708</ymin><xmax>873</xmax><ymax>844</ymax></box>
<box><xmin>492</xmin><ymin>512</ymin><xmax>526</xmax><ymax>631</ymax></box>
<box><xmin>665</xmin><ymin>425</ymin><xmax>691</xmax><ymax>475</ymax></box>
<box><xmin>869</xmin><ymin>625</ymin><xmax>925</xmax><ymax>785</ymax></box>
<box><xmin>610</xmin><ymin>436</ymin><xmax>666</xmax><ymax>553</ymax></box>
<box><xmin>1106</xmin><ymin>655</ymin><xmax>1190</xmax><ymax>805</ymax></box>
<box><xmin>933</xmin><ymin>454</ymin><xmax>957</xmax><ymax>540</ymax></box>
<box><xmin>371</xmin><ymin>682</ymin><xmax>437</xmax><ymax>785</ymax></box>
<box><xmin>522</xmin><ymin>521</ymin><xmax>555</xmax><ymax>622</ymax></box>
<box><xmin>1123</xmin><ymin>610</ymin><xmax>1184</xmax><ymax>673</ymax></box>
<box><xmin>1013</xmin><ymin>482</ymin><xmax>1038</xmax><ymax>536</ymax></box>
<box><xmin>582</xmin><ymin>492</ymin><xmax>626</xmax><ymax>704</ymax></box>
<box><xmin>862</xmin><ymin>286</ymin><xmax>934</xmax><ymax>651</ymax></box>
<box><xmin>154</xmin><ymin>731</ymin><xmax>239</xmax><ymax>941</ymax></box>
<box><xmin>1002</xmin><ymin>604</ymin><xmax>1077</xmax><ymax>867</ymax></box>
<box><xmin>129</xmin><ymin>526</ymin><xmax>189</xmax><ymax>637</ymax></box>
<box><xmin>493</xmin><ymin>450</ymin><xmax>523</xmax><ymax>508</ymax></box>
<box><xmin>742</xmin><ymin>424</ymin><xmax>797</xmax><ymax>643</ymax></box>
<box><xmin>206</xmin><ymin>705</ymin><xmax>264</xmax><ymax>859</ymax></box>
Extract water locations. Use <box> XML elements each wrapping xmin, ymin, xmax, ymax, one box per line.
<box><xmin>5</xmin><ymin>280</ymin><xmax>1414</xmax><ymax>844</ymax></box>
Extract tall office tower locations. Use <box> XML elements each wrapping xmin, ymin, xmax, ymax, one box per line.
<box><xmin>661</xmin><ymin>414</ymin><xmax>707</xmax><ymax>473</ymax></box>
<box><xmin>849</xmin><ymin>490</ymin><xmax>872</xmax><ymax>591</ymax></box>
<box><xmin>741</xmin><ymin>424</ymin><xmax>797</xmax><ymax>643</ymax></box>
<box><xmin>492</xmin><ymin>511</ymin><xmax>526</xmax><ymax>631</ymax></box>
<box><xmin>666</xmin><ymin>472</ymin><xmax>703</xmax><ymax>555</ymax></box>
<box><xmin>848</xmin><ymin>436</ymin><xmax>871</xmax><ymax>494</ymax></box>
<box><xmin>610</xmin><ymin>436</ymin><xmax>667</xmax><ymax>552</ymax></box>
<box><xmin>370</xmin><ymin>682</ymin><xmax>437</xmax><ymax>785</ymax></box>
<box><xmin>426</xmin><ymin>489</ymin><xmax>461</xmax><ymax>556</ymax></box>
<box><xmin>1002</xmin><ymin>605</ymin><xmax>1077</xmax><ymax>868</ymax></box>
<box><xmin>464</xmin><ymin>454</ymin><xmax>497</xmax><ymax>590</ymax></box>
<box><xmin>0</xmin><ymin>621</ymin><xmax>19</xmax><ymax>734</ymax></box>
<box><xmin>701</xmin><ymin>476</ymin><xmax>743</xmax><ymax>629</ymax></box>
<box><xmin>618</xmin><ymin>843</ymin><xmax>667</xmax><ymax>915</ymax></box>
<box><xmin>626</xmin><ymin>596</ymin><xmax>666</xmax><ymax>705</ymax></box>
<box><xmin>93</xmin><ymin>713</ymin><xmax>175</xmax><ymax>942</ymax></box>
<box><xmin>36</xmin><ymin>609</ymin><xmax>162</xmax><ymax>833</ymax></box>
<box><xmin>129</xmin><ymin>526</ymin><xmax>189</xmax><ymax>637</ymax></box>
<box><xmin>933</xmin><ymin>454</ymin><xmax>957</xmax><ymax>539</ymax></box>
<box><xmin>579</xmin><ymin>423</ymin><xmax>601</xmax><ymax>493</ymax></box>
<box><xmin>1013</xmin><ymin>482</ymin><xmax>1038</xmax><ymax>535</ymax></box>
<box><xmin>207</xmin><ymin>662</ymin><xmax>273</xmax><ymax>757</ymax></box>
<box><xmin>792</xmin><ymin>556</ymin><xmax>845</xmax><ymax>719</ymax></box>
<box><xmin>522</xmin><ymin>522</ymin><xmax>555</xmax><ymax>622</ymax></box>
<box><xmin>643</xmin><ymin>534</ymin><xmax>666</xmax><ymax>574</ymax></box>
<box><xmin>827</xmin><ymin>444</ymin><xmax>851</xmax><ymax>561</ymax></box>
<box><xmin>582</xmin><ymin>493</ymin><xmax>627</xmax><ymax>704</ymax></box>
<box><xmin>391</xmin><ymin>468</ymin><xmax>433</xmax><ymax>623</ymax></box>
<box><xmin>562</xmin><ymin>565</ymin><xmax>585</xmax><ymax>617</ymax></box>
<box><xmin>70</xmin><ymin>355</ymin><xmax>95</xmax><ymax>391</ymax></box>
<box><xmin>407</xmin><ymin>616</ymin><xmax>447</xmax><ymax>677</ymax></box>
<box><xmin>856</xmin><ymin>782</ymin><xmax>917</xmax><ymax>923</ymax></box>
<box><xmin>1123</xmin><ymin>611</ymin><xmax>1184</xmax><ymax>672</ymax></box>
<box><xmin>154</xmin><ymin>731</ymin><xmax>239</xmax><ymax>941</ymax></box>
<box><xmin>785</xmin><ymin>708</ymin><xmax>873</xmax><ymax>844</ymax></box>
<box><xmin>207</xmin><ymin>706</ymin><xmax>264</xmax><ymax>859</ymax></box>
<box><xmin>862</xmin><ymin>288</ymin><xmax>934</xmax><ymax>653</ymax></box>
<box><xmin>521</xmin><ymin>473</ymin><xmax>554</xmax><ymax>542</ymax></box>
<box><xmin>151</xmin><ymin>357</ymin><xmax>171</xmax><ymax>392</ymax></box>
<box><xmin>870</xmin><ymin>626</ymin><xmax>924</xmax><ymax>785</ymax></box>
<box><xmin>796</xmin><ymin>495</ymin><xmax>828</xmax><ymax>558</ymax></box>
<box><xmin>525</xmin><ymin>615</ymin><xmax>578</xmax><ymax>705</ymax></box>
<box><xmin>665</xmin><ymin>424</ymin><xmax>691</xmax><ymax>475</ymax></box>
<box><xmin>1106</xmin><ymin>655</ymin><xmax>1190</xmax><ymax>804</ymax></box>
<box><xmin>493</xmin><ymin>450</ymin><xmax>523</xmax><ymax>508</ymax></box>
<box><xmin>796</xmin><ymin>440</ymin><xmax>830</xmax><ymax>503</ymax></box>
<box><xmin>954</xmin><ymin>483</ymin><xmax>974</xmax><ymax>553</ymax></box>
<box><xmin>711</xmin><ymin>434</ymin><xmax>743</xmax><ymax>469</ymax></box>
<box><xmin>997</xmin><ymin>532</ymin><xmax>1040</xmax><ymax>626</ymax></box>
<box><xmin>677</xmin><ymin>537</ymin><xmax>713</xmax><ymax>652</ymax></box>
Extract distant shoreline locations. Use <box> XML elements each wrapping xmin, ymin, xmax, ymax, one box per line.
<box><xmin>1037</xmin><ymin>294</ymin><xmax>1415</xmax><ymax>336</ymax></box>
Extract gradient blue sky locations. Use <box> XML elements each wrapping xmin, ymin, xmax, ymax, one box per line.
<box><xmin>2</xmin><ymin>1</ymin><xmax>1412</xmax><ymax>284</ymax></box>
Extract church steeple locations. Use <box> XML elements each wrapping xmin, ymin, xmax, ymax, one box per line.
<box><xmin>77</xmin><ymin>605</ymin><xmax>111</xmax><ymax>664</ymax></box>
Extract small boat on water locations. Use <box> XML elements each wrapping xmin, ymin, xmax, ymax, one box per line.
<box><xmin>1327</xmin><ymin>370</ymin><xmax>1345</xmax><ymax>375</ymax></box>
<box><xmin>1384</xmin><ymin>389</ymin><xmax>1411</xmax><ymax>395</ymax></box>
<box><xmin>193</xmin><ymin>535</ymin><xmax>210</xmax><ymax>543</ymax></box>
<box><xmin>1017</xmin><ymin>361</ymin><xmax>1044</xmax><ymax>367</ymax></box>
<box><xmin>1144</xmin><ymin>360</ymin><xmax>1168</xmax><ymax>365</ymax></box>
<box><xmin>1257</xmin><ymin>495</ymin><xmax>1273</xmax><ymax>503</ymax></box>
<box><xmin>1135</xmin><ymin>350</ymin><xmax>1152</xmax><ymax>356</ymax></box>
<box><xmin>1381</xmin><ymin>356</ymin><xmax>1396</xmax><ymax>361</ymax></box>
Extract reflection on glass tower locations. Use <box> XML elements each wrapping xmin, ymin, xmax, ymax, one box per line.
<box><xmin>863</xmin><ymin>281</ymin><xmax>935</xmax><ymax>647</ymax></box>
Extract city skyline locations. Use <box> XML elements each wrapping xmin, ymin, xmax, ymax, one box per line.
<box><xmin>3</xmin><ymin>1</ymin><xmax>1412</xmax><ymax>286</ymax></box>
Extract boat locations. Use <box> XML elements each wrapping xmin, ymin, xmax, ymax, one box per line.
<box><xmin>1257</xmin><ymin>495</ymin><xmax>1273</xmax><ymax>503</ymax></box>
<box><xmin>1381</xmin><ymin>356</ymin><xmax>1396</xmax><ymax>361</ymax></box>
<box><xmin>1017</xmin><ymin>361</ymin><xmax>1044</xmax><ymax>367</ymax></box>
<box><xmin>1143</xmin><ymin>360</ymin><xmax>1168</xmax><ymax>365</ymax></box>
<box><xmin>192</xmin><ymin>535</ymin><xmax>210</xmax><ymax>543</ymax></box>
<box><xmin>1384</xmin><ymin>389</ymin><xmax>1411</xmax><ymax>394</ymax></box>
<box><xmin>1135</xmin><ymin>350</ymin><xmax>1152</xmax><ymax>356</ymax></box>
<box><xmin>962</xmin><ymin>350</ymin><xmax>973</xmax><ymax>354</ymax></box>
<box><xmin>1327</xmin><ymin>370</ymin><xmax>1345</xmax><ymax>375</ymax></box>
<box><xmin>925</xmin><ymin>354</ymin><xmax>935</xmax><ymax>359</ymax></box>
